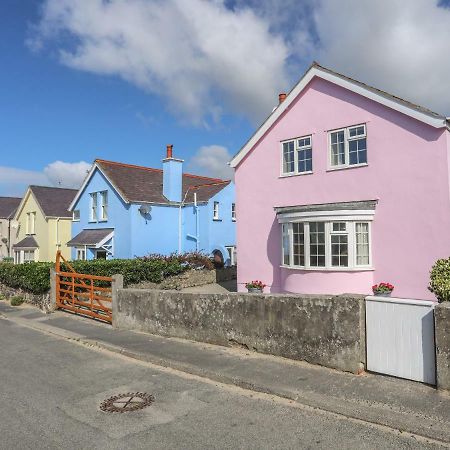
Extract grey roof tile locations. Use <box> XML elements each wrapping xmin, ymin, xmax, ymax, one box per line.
<box><xmin>0</xmin><ymin>197</ymin><xmax>21</xmax><ymax>219</ymax></box>
<box><xmin>67</xmin><ymin>228</ymin><xmax>114</xmax><ymax>247</ymax></box>
<box><xmin>30</xmin><ymin>186</ymin><xmax>78</xmax><ymax>218</ymax></box>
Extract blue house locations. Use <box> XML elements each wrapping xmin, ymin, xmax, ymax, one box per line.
<box><xmin>67</xmin><ymin>145</ymin><xmax>236</xmax><ymax>265</ymax></box>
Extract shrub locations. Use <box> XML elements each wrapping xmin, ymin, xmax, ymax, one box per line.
<box><xmin>429</xmin><ymin>258</ymin><xmax>450</xmax><ymax>302</ymax></box>
<box><xmin>0</xmin><ymin>255</ymin><xmax>192</xmax><ymax>295</ymax></box>
<box><xmin>1</xmin><ymin>257</ymin><xmax>13</xmax><ymax>263</ymax></box>
<box><xmin>0</xmin><ymin>293</ymin><xmax>5</xmax><ymax>300</ymax></box>
<box><xmin>139</xmin><ymin>252</ymin><xmax>215</xmax><ymax>271</ymax></box>
<box><xmin>10</xmin><ymin>296</ymin><xmax>25</xmax><ymax>306</ymax></box>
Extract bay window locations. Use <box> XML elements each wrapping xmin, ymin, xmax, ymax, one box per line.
<box><xmin>281</xmin><ymin>220</ymin><xmax>372</xmax><ymax>270</ymax></box>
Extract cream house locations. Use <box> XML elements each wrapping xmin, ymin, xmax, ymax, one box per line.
<box><xmin>13</xmin><ymin>186</ymin><xmax>77</xmax><ymax>263</ymax></box>
<box><xmin>0</xmin><ymin>197</ymin><xmax>21</xmax><ymax>260</ymax></box>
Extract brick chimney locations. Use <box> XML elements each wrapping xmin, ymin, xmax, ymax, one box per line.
<box><xmin>163</xmin><ymin>144</ymin><xmax>183</xmax><ymax>202</ymax></box>
<box><xmin>279</xmin><ymin>93</ymin><xmax>287</xmax><ymax>104</ymax></box>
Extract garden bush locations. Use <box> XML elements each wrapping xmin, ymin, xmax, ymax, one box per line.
<box><xmin>429</xmin><ymin>258</ymin><xmax>450</xmax><ymax>302</ymax></box>
<box><xmin>10</xmin><ymin>296</ymin><xmax>25</xmax><ymax>306</ymax></box>
<box><xmin>0</xmin><ymin>254</ymin><xmax>198</xmax><ymax>295</ymax></box>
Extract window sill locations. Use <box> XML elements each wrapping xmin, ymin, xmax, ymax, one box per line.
<box><xmin>279</xmin><ymin>171</ymin><xmax>313</xmax><ymax>178</ymax></box>
<box><xmin>232</xmin><ymin>219</ymin><xmax>236</xmax><ymax>222</ymax></box>
<box><xmin>327</xmin><ymin>163</ymin><xmax>368</xmax><ymax>172</ymax></box>
<box><xmin>98</xmin><ymin>219</ymin><xmax>108</xmax><ymax>223</ymax></box>
<box><xmin>72</xmin><ymin>220</ymin><xmax>80</xmax><ymax>222</ymax></box>
<box><xmin>280</xmin><ymin>265</ymin><xmax>374</xmax><ymax>272</ymax></box>
<box><xmin>88</xmin><ymin>221</ymin><xmax>97</xmax><ymax>224</ymax></box>
<box><xmin>213</xmin><ymin>219</ymin><xmax>222</xmax><ymax>222</ymax></box>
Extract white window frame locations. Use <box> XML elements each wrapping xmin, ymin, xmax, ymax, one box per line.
<box><xmin>225</xmin><ymin>246</ymin><xmax>237</xmax><ymax>266</ymax></box>
<box><xmin>76</xmin><ymin>248</ymin><xmax>86</xmax><ymax>261</ymax></box>
<box><xmin>280</xmin><ymin>135</ymin><xmax>313</xmax><ymax>176</ymax></box>
<box><xmin>90</xmin><ymin>193</ymin><xmax>98</xmax><ymax>222</ymax></box>
<box><xmin>73</xmin><ymin>210</ymin><xmax>80</xmax><ymax>222</ymax></box>
<box><xmin>280</xmin><ymin>216</ymin><xmax>372</xmax><ymax>271</ymax></box>
<box><xmin>213</xmin><ymin>201</ymin><xmax>220</xmax><ymax>220</ymax></box>
<box><xmin>231</xmin><ymin>203</ymin><xmax>236</xmax><ymax>221</ymax></box>
<box><xmin>100</xmin><ymin>191</ymin><xmax>108</xmax><ymax>221</ymax></box>
<box><xmin>26</xmin><ymin>212</ymin><xmax>36</xmax><ymax>235</ymax></box>
<box><xmin>328</xmin><ymin>124</ymin><xmax>367</xmax><ymax>170</ymax></box>
<box><xmin>23</xmin><ymin>249</ymin><xmax>35</xmax><ymax>264</ymax></box>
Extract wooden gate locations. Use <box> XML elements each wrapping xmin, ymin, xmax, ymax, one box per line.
<box><xmin>366</xmin><ymin>295</ymin><xmax>436</xmax><ymax>384</ymax></box>
<box><xmin>55</xmin><ymin>251</ymin><xmax>113</xmax><ymax>323</ymax></box>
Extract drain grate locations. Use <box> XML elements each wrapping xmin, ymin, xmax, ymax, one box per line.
<box><xmin>100</xmin><ymin>392</ymin><xmax>154</xmax><ymax>413</ymax></box>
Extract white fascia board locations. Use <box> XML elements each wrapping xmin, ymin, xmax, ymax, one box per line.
<box><xmin>277</xmin><ymin>209</ymin><xmax>375</xmax><ymax>223</ymax></box>
<box><xmin>95</xmin><ymin>231</ymin><xmax>114</xmax><ymax>249</ymax></box>
<box><xmin>68</xmin><ymin>163</ymin><xmax>129</xmax><ymax>211</ymax></box>
<box><xmin>230</xmin><ymin>66</ymin><xmax>446</xmax><ymax>168</ymax></box>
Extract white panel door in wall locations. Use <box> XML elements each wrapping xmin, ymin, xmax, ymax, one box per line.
<box><xmin>366</xmin><ymin>296</ymin><xmax>436</xmax><ymax>385</ymax></box>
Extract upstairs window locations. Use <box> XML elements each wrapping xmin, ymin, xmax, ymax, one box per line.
<box><xmin>329</xmin><ymin>124</ymin><xmax>367</xmax><ymax>168</ymax></box>
<box><xmin>26</xmin><ymin>212</ymin><xmax>36</xmax><ymax>235</ymax></box>
<box><xmin>90</xmin><ymin>193</ymin><xmax>97</xmax><ymax>222</ymax></box>
<box><xmin>282</xmin><ymin>136</ymin><xmax>313</xmax><ymax>175</ymax></box>
<box><xmin>100</xmin><ymin>191</ymin><xmax>108</xmax><ymax>221</ymax></box>
<box><xmin>231</xmin><ymin>203</ymin><xmax>236</xmax><ymax>221</ymax></box>
<box><xmin>73</xmin><ymin>210</ymin><xmax>80</xmax><ymax>221</ymax></box>
<box><xmin>213</xmin><ymin>201</ymin><xmax>220</xmax><ymax>220</ymax></box>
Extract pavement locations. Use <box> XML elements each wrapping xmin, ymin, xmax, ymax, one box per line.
<box><xmin>1</xmin><ymin>300</ymin><xmax>449</xmax><ymax>449</ymax></box>
<box><xmin>180</xmin><ymin>279</ymin><xmax>237</xmax><ymax>293</ymax></box>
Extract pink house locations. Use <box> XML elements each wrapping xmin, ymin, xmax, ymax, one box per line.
<box><xmin>230</xmin><ymin>63</ymin><xmax>450</xmax><ymax>301</ymax></box>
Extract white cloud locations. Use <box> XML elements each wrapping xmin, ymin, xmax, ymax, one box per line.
<box><xmin>0</xmin><ymin>161</ymin><xmax>90</xmax><ymax>196</ymax></box>
<box><xmin>308</xmin><ymin>0</ymin><xmax>450</xmax><ymax>115</ymax></box>
<box><xmin>30</xmin><ymin>0</ymin><xmax>289</xmax><ymax>125</ymax></box>
<box><xmin>28</xmin><ymin>0</ymin><xmax>450</xmax><ymax>125</ymax></box>
<box><xmin>44</xmin><ymin>160</ymin><xmax>91</xmax><ymax>188</ymax></box>
<box><xmin>188</xmin><ymin>145</ymin><xmax>234</xmax><ymax>180</ymax></box>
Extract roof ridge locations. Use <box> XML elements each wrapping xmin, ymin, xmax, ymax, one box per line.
<box><xmin>188</xmin><ymin>180</ymin><xmax>231</xmax><ymax>189</ymax></box>
<box><xmin>96</xmin><ymin>158</ymin><xmax>225</xmax><ymax>182</ymax></box>
<box><xmin>95</xmin><ymin>159</ymin><xmax>163</xmax><ymax>173</ymax></box>
<box><xmin>29</xmin><ymin>185</ymin><xmax>78</xmax><ymax>191</ymax></box>
<box><xmin>0</xmin><ymin>196</ymin><xmax>21</xmax><ymax>199</ymax></box>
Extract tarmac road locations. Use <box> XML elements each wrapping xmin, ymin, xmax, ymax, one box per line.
<box><xmin>0</xmin><ymin>316</ymin><xmax>445</xmax><ymax>450</ymax></box>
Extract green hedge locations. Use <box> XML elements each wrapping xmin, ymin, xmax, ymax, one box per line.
<box><xmin>0</xmin><ymin>256</ymin><xmax>191</xmax><ymax>295</ymax></box>
<box><xmin>429</xmin><ymin>258</ymin><xmax>450</xmax><ymax>302</ymax></box>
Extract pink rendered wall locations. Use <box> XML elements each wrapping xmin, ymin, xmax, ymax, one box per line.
<box><xmin>235</xmin><ymin>77</ymin><xmax>450</xmax><ymax>300</ymax></box>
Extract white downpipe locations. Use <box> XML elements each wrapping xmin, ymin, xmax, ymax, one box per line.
<box><xmin>194</xmin><ymin>193</ymin><xmax>199</xmax><ymax>251</ymax></box>
<box><xmin>56</xmin><ymin>217</ymin><xmax>61</xmax><ymax>251</ymax></box>
<box><xmin>178</xmin><ymin>189</ymin><xmax>190</xmax><ymax>253</ymax></box>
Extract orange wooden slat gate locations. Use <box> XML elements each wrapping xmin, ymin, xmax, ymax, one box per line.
<box><xmin>55</xmin><ymin>251</ymin><xmax>113</xmax><ymax>323</ymax></box>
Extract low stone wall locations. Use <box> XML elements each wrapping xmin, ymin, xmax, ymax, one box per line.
<box><xmin>114</xmin><ymin>289</ymin><xmax>366</xmax><ymax>373</ymax></box>
<box><xmin>435</xmin><ymin>303</ymin><xmax>450</xmax><ymax>391</ymax></box>
<box><xmin>0</xmin><ymin>282</ymin><xmax>51</xmax><ymax>310</ymax></box>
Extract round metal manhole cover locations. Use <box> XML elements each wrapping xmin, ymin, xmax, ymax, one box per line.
<box><xmin>100</xmin><ymin>392</ymin><xmax>154</xmax><ymax>413</ymax></box>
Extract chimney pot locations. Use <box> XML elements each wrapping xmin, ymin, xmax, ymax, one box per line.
<box><xmin>279</xmin><ymin>93</ymin><xmax>287</xmax><ymax>104</ymax></box>
<box><xmin>166</xmin><ymin>144</ymin><xmax>173</xmax><ymax>159</ymax></box>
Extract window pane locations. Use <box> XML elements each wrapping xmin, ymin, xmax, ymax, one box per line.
<box><xmin>282</xmin><ymin>224</ymin><xmax>290</xmax><ymax>265</ymax></box>
<box><xmin>331</xmin><ymin>234</ymin><xmax>348</xmax><ymax>267</ymax></box>
<box><xmin>349</xmin><ymin>125</ymin><xmax>365</xmax><ymax>137</ymax></box>
<box><xmin>283</xmin><ymin>141</ymin><xmax>295</xmax><ymax>173</ymax></box>
<box><xmin>356</xmin><ymin>222</ymin><xmax>370</xmax><ymax>265</ymax></box>
<box><xmin>332</xmin><ymin>222</ymin><xmax>346</xmax><ymax>232</ymax></box>
<box><xmin>298</xmin><ymin>137</ymin><xmax>311</xmax><ymax>147</ymax></box>
<box><xmin>349</xmin><ymin>137</ymin><xmax>367</xmax><ymax>165</ymax></box>
<box><xmin>293</xmin><ymin>223</ymin><xmax>305</xmax><ymax>266</ymax></box>
<box><xmin>298</xmin><ymin>147</ymin><xmax>312</xmax><ymax>173</ymax></box>
<box><xmin>330</xmin><ymin>131</ymin><xmax>345</xmax><ymax>166</ymax></box>
<box><xmin>309</xmin><ymin>222</ymin><xmax>325</xmax><ymax>267</ymax></box>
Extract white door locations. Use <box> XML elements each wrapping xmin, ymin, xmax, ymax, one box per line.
<box><xmin>366</xmin><ymin>296</ymin><xmax>436</xmax><ymax>384</ymax></box>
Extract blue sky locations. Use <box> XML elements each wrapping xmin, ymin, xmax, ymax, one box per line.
<box><xmin>1</xmin><ymin>0</ymin><xmax>450</xmax><ymax>196</ymax></box>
